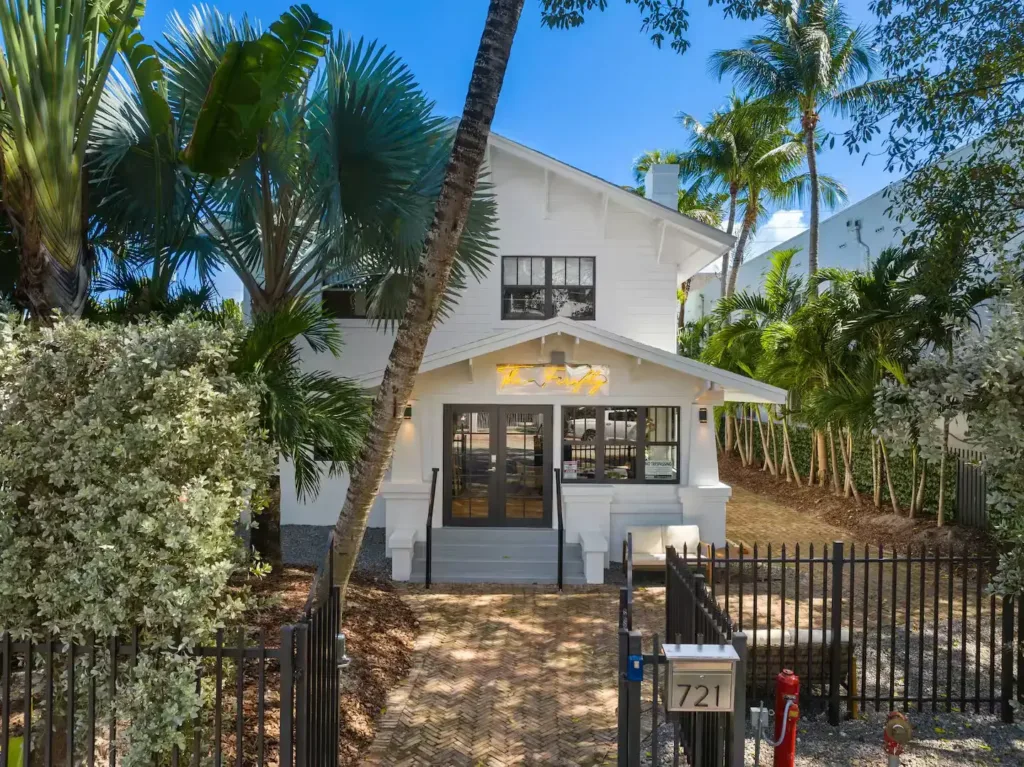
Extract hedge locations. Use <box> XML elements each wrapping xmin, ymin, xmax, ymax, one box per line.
<box><xmin>721</xmin><ymin>412</ymin><xmax>958</xmax><ymax>520</ymax></box>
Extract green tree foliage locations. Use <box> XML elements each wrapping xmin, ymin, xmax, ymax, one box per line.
<box><xmin>711</xmin><ymin>0</ymin><xmax>878</xmax><ymax>287</ymax></box>
<box><xmin>848</xmin><ymin>0</ymin><xmax>1024</xmax><ymax>266</ymax></box>
<box><xmin>0</xmin><ymin>314</ymin><xmax>273</xmax><ymax>762</ymax></box>
<box><xmin>877</xmin><ymin>273</ymin><xmax>1024</xmax><ymax>594</ymax></box>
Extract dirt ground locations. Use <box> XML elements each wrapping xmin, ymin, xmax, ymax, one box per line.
<box><xmin>245</xmin><ymin>567</ymin><xmax>417</xmax><ymax>766</ymax></box>
<box><xmin>720</xmin><ymin>455</ymin><xmax>995</xmax><ymax>556</ymax></box>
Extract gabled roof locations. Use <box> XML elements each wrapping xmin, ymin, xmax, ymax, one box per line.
<box><xmin>356</xmin><ymin>317</ymin><xmax>787</xmax><ymax>404</ymax></box>
<box><xmin>488</xmin><ymin>133</ymin><xmax>734</xmax><ymax>278</ymax></box>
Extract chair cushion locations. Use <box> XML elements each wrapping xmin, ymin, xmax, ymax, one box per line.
<box><xmin>663</xmin><ymin>525</ymin><xmax>701</xmax><ymax>555</ymax></box>
<box><xmin>625</xmin><ymin>526</ymin><xmax>664</xmax><ymax>556</ymax></box>
<box><xmin>633</xmin><ymin>552</ymin><xmax>667</xmax><ymax>566</ymax></box>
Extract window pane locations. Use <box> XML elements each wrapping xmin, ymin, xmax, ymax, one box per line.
<box><xmin>565</xmin><ymin>257</ymin><xmax>580</xmax><ymax>285</ymax></box>
<box><xmin>518</xmin><ymin>257</ymin><xmax>532</xmax><ymax>285</ymax></box>
<box><xmin>581</xmin><ymin>258</ymin><xmax>594</xmax><ymax>286</ymax></box>
<box><xmin>604</xmin><ymin>408</ymin><xmax>637</xmax><ymax>480</ymax></box>
<box><xmin>645</xmin><ymin>445</ymin><xmax>678</xmax><ymax>481</ymax></box>
<box><xmin>503</xmin><ymin>258</ymin><xmax>517</xmax><ymax>285</ymax></box>
<box><xmin>553</xmin><ymin>287</ymin><xmax>595</xmax><ymax>319</ymax></box>
<box><xmin>532</xmin><ymin>257</ymin><xmax>546</xmax><ymax>284</ymax></box>
<box><xmin>644</xmin><ymin>407</ymin><xmax>679</xmax><ymax>482</ymax></box>
<box><xmin>503</xmin><ymin>287</ymin><xmax>546</xmax><ymax>318</ymax></box>
<box><xmin>551</xmin><ymin>257</ymin><xmax>565</xmax><ymax>286</ymax></box>
<box><xmin>562</xmin><ymin>406</ymin><xmax>598</xmax><ymax>480</ymax></box>
<box><xmin>322</xmin><ymin>288</ymin><xmax>368</xmax><ymax>319</ymax></box>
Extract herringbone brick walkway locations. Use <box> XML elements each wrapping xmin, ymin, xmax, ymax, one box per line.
<box><xmin>363</xmin><ymin>585</ymin><xmax>664</xmax><ymax>767</ymax></box>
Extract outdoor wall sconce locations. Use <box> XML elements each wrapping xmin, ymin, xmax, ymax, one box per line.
<box><xmin>403</xmin><ymin>404</ymin><xmax>413</xmax><ymax>420</ymax></box>
<box><xmin>698</xmin><ymin>407</ymin><xmax>708</xmax><ymax>424</ymax></box>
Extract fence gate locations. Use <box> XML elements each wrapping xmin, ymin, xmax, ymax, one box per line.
<box><xmin>618</xmin><ymin>551</ymin><xmax>748</xmax><ymax>767</ymax></box>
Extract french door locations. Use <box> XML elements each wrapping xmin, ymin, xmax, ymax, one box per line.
<box><xmin>443</xmin><ymin>405</ymin><xmax>553</xmax><ymax>527</ymax></box>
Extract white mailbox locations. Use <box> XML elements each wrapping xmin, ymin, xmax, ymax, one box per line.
<box><xmin>662</xmin><ymin>643</ymin><xmax>739</xmax><ymax>713</ymax></box>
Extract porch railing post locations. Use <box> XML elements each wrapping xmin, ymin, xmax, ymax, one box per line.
<box><xmin>730</xmin><ymin>631</ymin><xmax>748</xmax><ymax>767</ymax></box>
<box><xmin>1001</xmin><ymin>595</ymin><xmax>1015</xmax><ymax>724</ymax></box>
<box><xmin>279</xmin><ymin>627</ymin><xmax>295</xmax><ymax>767</ymax></box>
<box><xmin>829</xmin><ymin>540</ymin><xmax>845</xmax><ymax>726</ymax></box>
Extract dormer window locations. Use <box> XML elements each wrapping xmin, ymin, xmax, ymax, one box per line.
<box><xmin>501</xmin><ymin>256</ymin><xmax>595</xmax><ymax>320</ymax></box>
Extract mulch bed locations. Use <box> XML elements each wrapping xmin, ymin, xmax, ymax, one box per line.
<box><xmin>720</xmin><ymin>455</ymin><xmax>995</xmax><ymax>557</ymax></box>
<box><xmin>242</xmin><ymin>566</ymin><xmax>418</xmax><ymax>766</ymax></box>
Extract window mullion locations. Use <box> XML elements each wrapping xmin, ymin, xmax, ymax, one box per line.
<box><xmin>544</xmin><ymin>257</ymin><xmax>552</xmax><ymax>319</ymax></box>
<box><xmin>595</xmin><ymin>406</ymin><xmax>605</xmax><ymax>481</ymax></box>
<box><xmin>637</xmin><ymin>406</ymin><xmax>646</xmax><ymax>482</ymax></box>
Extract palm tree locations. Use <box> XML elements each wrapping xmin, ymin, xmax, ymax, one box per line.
<box><xmin>331</xmin><ymin>0</ymin><xmax>524</xmax><ymax>602</ymax></box>
<box><xmin>702</xmin><ymin>248</ymin><xmax>807</xmax><ymax>477</ymax></box>
<box><xmin>628</xmin><ymin>150</ymin><xmax>727</xmax><ymax>226</ymax></box>
<box><xmin>675</xmin><ymin>94</ymin><xmax>793</xmax><ymax>294</ymax></box>
<box><xmin>711</xmin><ymin>0</ymin><xmax>877</xmax><ymax>291</ymax></box>
<box><xmin>0</xmin><ymin>0</ymin><xmax>142</xmax><ymax>320</ymax></box>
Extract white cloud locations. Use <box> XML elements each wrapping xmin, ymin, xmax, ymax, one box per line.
<box><xmin>748</xmin><ymin>209</ymin><xmax>807</xmax><ymax>257</ymax></box>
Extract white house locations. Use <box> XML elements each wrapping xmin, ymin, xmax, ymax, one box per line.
<box><xmin>683</xmin><ymin>183</ymin><xmax>902</xmax><ymax>323</ymax></box>
<box><xmin>282</xmin><ymin>133</ymin><xmax>786</xmax><ymax>584</ymax></box>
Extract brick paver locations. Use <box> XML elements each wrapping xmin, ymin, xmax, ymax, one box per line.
<box><xmin>365</xmin><ymin>487</ymin><xmax>849</xmax><ymax>765</ymax></box>
<box><xmin>364</xmin><ymin>586</ymin><xmax>663</xmax><ymax>767</ymax></box>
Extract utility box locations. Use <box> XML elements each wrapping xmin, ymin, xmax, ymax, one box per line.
<box><xmin>662</xmin><ymin>643</ymin><xmax>739</xmax><ymax>713</ymax></box>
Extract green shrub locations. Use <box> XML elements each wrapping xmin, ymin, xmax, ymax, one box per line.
<box><xmin>0</xmin><ymin>315</ymin><xmax>273</xmax><ymax>764</ymax></box>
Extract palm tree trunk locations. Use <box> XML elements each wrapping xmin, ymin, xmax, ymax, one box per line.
<box><xmin>782</xmin><ymin>418</ymin><xmax>801</xmax><ymax>487</ymax></box>
<box><xmin>677</xmin><ymin>277</ymin><xmax>691</xmax><ymax>335</ymax></box>
<box><xmin>803</xmin><ymin>117</ymin><xmax>821</xmax><ymax>294</ymax></box>
<box><xmin>909</xmin><ymin>448</ymin><xmax>918</xmax><ymax>518</ymax></box>
<box><xmin>840</xmin><ymin>429</ymin><xmax>860</xmax><ymax>504</ymax></box>
<box><xmin>937</xmin><ymin>419</ymin><xmax>949</xmax><ymax>526</ymax></box>
<box><xmin>879</xmin><ymin>438</ymin><xmax>901</xmax><ymax>515</ymax></box>
<box><xmin>724</xmin><ymin>409</ymin><xmax>734</xmax><ymax>453</ymax></box>
<box><xmin>816</xmin><ymin>430</ymin><xmax>828</xmax><ymax>487</ymax></box>
<box><xmin>828</xmin><ymin>426</ymin><xmax>840</xmax><ymax>494</ymax></box>
<box><xmin>871</xmin><ymin>439</ymin><xmax>881</xmax><ymax>508</ymax></box>
<box><xmin>756</xmin><ymin>409</ymin><xmax>776</xmax><ymax>476</ymax></box>
<box><xmin>726</xmin><ymin>193</ymin><xmax>757</xmax><ymax>297</ymax></box>
<box><xmin>331</xmin><ymin>0</ymin><xmax>524</xmax><ymax>604</ymax></box>
<box><xmin>807</xmin><ymin>429</ymin><xmax>816</xmax><ymax>485</ymax></box>
<box><xmin>720</xmin><ymin>187</ymin><xmax>738</xmax><ymax>296</ymax></box>
<box><xmin>915</xmin><ymin>462</ymin><xmax>927</xmax><ymax>516</ymax></box>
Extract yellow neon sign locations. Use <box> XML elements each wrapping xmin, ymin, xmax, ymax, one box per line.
<box><xmin>496</xmin><ymin>364</ymin><xmax>609</xmax><ymax>395</ymax></box>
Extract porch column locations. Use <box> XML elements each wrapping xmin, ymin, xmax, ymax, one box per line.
<box><xmin>678</xmin><ymin>391</ymin><xmax>731</xmax><ymax>546</ymax></box>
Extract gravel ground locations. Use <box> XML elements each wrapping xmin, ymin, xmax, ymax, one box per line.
<box><xmin>281</xmin><ymin>524</ymin><xmax>391</xmax><ymax>578</ymax></box>
<box><xmin>640</xmin><ymin>706</ymin><xmax>1024</xmax><ymax>766</ymax></box>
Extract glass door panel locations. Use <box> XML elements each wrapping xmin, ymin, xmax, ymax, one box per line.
<box><xmin>448</xmin><ymin>408</ymin><xmax>495</xmax><ymax>524</ymax></box>
<box><xmin>498</xmin><ymin>407</ymin><xmax>550</xmax><ymax>526</ymax></box>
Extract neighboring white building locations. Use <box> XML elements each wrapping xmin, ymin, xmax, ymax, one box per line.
<box><xmin>684</xmin><ymin>183</ymin><xmax>903</xmax><ymax>323</ymax></box>
<box><xmin>281</xmin><ymin>133</ymin><xmax>786</xmax><ymax>584</ymax></box>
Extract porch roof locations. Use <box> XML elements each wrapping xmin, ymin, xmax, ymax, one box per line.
<box><xmin>355</xmin><ymin>317</ymin><xmax>787</xmax><ymax>404</ymax></box>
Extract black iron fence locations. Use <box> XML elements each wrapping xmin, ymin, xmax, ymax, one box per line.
<box><xmin>953</xmin><ymin>447</ymin><xmax>989</xmax><ymax>530</ymax></box>
<box><xmin>2</xmin><ymin>572</ymin><xmax>341</xmax><ymax>767</ymax></box>
<box><xmin>701</xmin><ymin>541</ymin><xmax>1018</xmax><ymax>724</ymax></box>
<box><xmin>618</xmin><ymin>548</ymin><xmax>747</xmax><ymax>767</ymax></box>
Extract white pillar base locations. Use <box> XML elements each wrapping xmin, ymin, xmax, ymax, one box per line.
<box><xmin>561</xmin><ymin>485</ymin><xmax>616</xmax><ymax>566</ymax></box>
<box><xmin>388</xmin><ymin>528</ymin><xmax>416</xmax><ymax>581</ymax></box>
<box><xmin>678</xmin><ymin>483</ymin><xmax>732</xmax><ymax>546</ymax></box>
<box><xmin>580</xmin><ymin>531</ymin><xmax>608</xmax><ymax>585</ymax></box>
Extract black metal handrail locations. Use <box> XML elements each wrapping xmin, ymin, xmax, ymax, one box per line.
<box><xmin>554</xmin><ymin>467</ymin><xmax>564</xmax><ymax>591</ymax></box>
<box><xmin>425</xmin><ymin>467</ymin><xmax>439</xmax><ymax>589</ymax></box>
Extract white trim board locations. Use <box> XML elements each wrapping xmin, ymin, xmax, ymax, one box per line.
<box><xmin>355</xmin><ymin>316</ymin><xmax>787</xmax><ymax>404</ymax></box>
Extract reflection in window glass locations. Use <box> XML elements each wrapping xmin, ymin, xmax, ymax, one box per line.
<box><xmin>645</xmin><ymin>407</ymin><xmax>679</xmax><ymax>481</ymax></box>
<box><xmin>562</xmin><ymin>406</ymin><xmax>598</xmax><ymax>479</ymax></box>
<box><xmin>503</xmin><ymin>256</ymin><xmax>595</xmax><ymax>320</ymax></box>
<box><xmin>603</xmin><ymin>408</ymin><xmax>638</xmax><ymax>480</ymax></box>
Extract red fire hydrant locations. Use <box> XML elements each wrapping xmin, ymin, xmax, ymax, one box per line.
<box><xmin>883</xmin><ymin>711</ymin><xmax>911</xmax><ymax>766</ymax></box>
<box><xmin>773</xmin><ymin>669</ymin><xmax>800</xmax><ymax>767</ymax></box>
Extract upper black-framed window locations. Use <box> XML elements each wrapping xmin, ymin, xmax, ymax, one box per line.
<box><xmin>322</xmin><ymin>287</ymin><xmax>368</xmax><ymax>319</ymax></box>
<box><xmin>501</xmin><ymin>256</ymin><xmax>595</xmax><ymax>320</ymax></box>
<box><xmin>561</xmin><ymin>406</ymin><xmax>680</xmax><ymax>483</ymax></box>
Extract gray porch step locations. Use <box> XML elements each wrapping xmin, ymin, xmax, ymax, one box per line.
<box><xmin>409</xmin><ymin>526</ymin><xmax>589</xmax><ymax>585</ymax></box>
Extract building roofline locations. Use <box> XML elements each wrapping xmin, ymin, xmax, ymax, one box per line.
<box><xmin>355</xmin><ymin>317</ymin><xmax>787</xmax><ymax>404</ymax></box>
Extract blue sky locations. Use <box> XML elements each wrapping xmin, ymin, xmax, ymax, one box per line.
<box><xmin>141</xmin><ymin>0</ymin><xmax>898</xmax><ymax>300</ymax></box>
